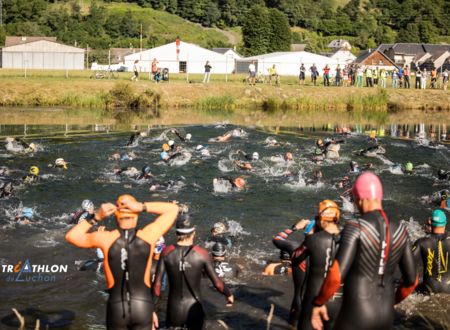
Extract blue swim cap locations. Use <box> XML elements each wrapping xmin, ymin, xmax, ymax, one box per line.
<box><xmin>121</xmin><ymin>154</ymin><xmax>131</xmax><ymax>161</ymax></box>
<box><xmin>22</xmin><ymin>207</ymin><xmax>34</xmax><ymax>220</ymax></box>
<box><xmin>431</xmin><ymin>209</ymin><xmax>447</xmax><ymax>227</ymax></box>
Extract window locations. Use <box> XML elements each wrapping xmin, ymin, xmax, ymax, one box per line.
<box><xmin>179</xmin><ymin>61</ymin><xmax>187</xmax><ymax>73</ymax></box>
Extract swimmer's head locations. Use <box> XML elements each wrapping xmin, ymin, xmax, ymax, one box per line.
<box><xmin>233</xmin><ymin>177</ymin><xmax>246</xmax><ymax>189</ymax></box>
<box><xmin>81</xmin><ymin>199</ymin><xmax>94</xmax><ymax>212</ymax></box>
<box><xmin>285</xmin><ymin>152</ymin><xmax>293</xmax><ymax>161</ymax></box>
<box><xmin>29</xmin><ymin>166</ymin><xmax>39</xmax><ymax>175</ymax></box>
<box><xmin>168</xmin><ymin>140</ymin><xmax>175</xmax><ymax>147</ymax></box>
<box><xmin>142</xmin><ymin>165</ymin><xmax>152</xmax><ymax>176</ymax></box>
<box><xmin>115</xmin><ymin>194</ymin><xmax>139</xmax><ymax>229</ymax></box>
<box><xmin>176</xmin><ymin>216</ymin><xmax>196</xmax><ymax>241</ymax></box>
<box><xmin>212</xmin><ymin>222</ymin><xmax>227</xmax><ymax>235</ymax></box>
<box><xmin>316</xmin><ymin>139</ymin><xmax>324</xmax><ymax>147</ymax></box>
<box><xmin>212</xmin><ymin>242</ymin><xmax>227</xmax><ymax>258</ymax></box>
<box><xmin>185</xmin><ymin>133</ymin><xmax>192</xmax><ymax>141</ymax></box>
<box><xmin>317</xmin><ymin>200</ymin><xmax>340</xmax><ymax>223</ymax></box>
<box><xmin>55</xmin><ymin>158</ymin><xmax>68</xmax><ymax>170</ymax></box>
<box><xmin>29</xmin><ymin>143</ymin><xmax>37</xmax><ymax>151</ymax></box>
<box><xmin>431</xmin><ymin>209</ymin><xmax>447</xmax><ymax>227</ymax></box>
<box><xmin>22</xmin><ymin>207</ymin><xmax>34</xmax><ymax>220</ymax></box>
<box><xmin>252</xmin><ymin>152</ymin><xmax>259</xmax><ymax>161</ymax></box>
<box><xmin>162</xmin><ymin>143</ymin><xmax>170</xmax><ymax>152</ymax></box>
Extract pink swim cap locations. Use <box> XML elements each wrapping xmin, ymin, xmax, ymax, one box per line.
<box><xmin>352</xmin><ymin>172</ymin><xmax>383</xmax><ymax>201</ymax></box>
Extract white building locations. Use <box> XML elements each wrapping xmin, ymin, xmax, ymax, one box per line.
<box><xmin>237</xmin><ymin>51</ymin><xmax>340</xmax><ymax>76</ymax></box>
<box><xmin>1</xmin><ymin>39</ymin><xmax>85</xmax><ymax>70</ymax></box>
<box><xmin>329</xmin><ymin>49</ymin><xmax>356</xmax><ymax>64</ymax></box>
<box><xmin>124</xmin><ymin>41</ymin><xmax>234</xmax><ymax>74</ymax></box>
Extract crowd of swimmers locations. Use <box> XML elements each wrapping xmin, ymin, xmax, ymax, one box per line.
<box><xmin>1</xmin><ymin>127</ymin><xmax>450</xmax><ymax>330</ymax></box>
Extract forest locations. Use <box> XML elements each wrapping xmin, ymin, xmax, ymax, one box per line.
<box><xmin>1</xmin><ymin>0</ymin><xmax>449</xmax><ymax>56</ymax></box>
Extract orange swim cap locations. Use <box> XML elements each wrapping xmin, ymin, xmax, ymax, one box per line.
<box><xmin>162</xmin><ymin>143</ymin><xmax>170</xmax><ymax>151</ymax></box>
<box><xmin>318</xmin><ymin>199</ymin><xmax>340</xmax><ymax>222</ymax></box>
<box><xmin>234</xmin><ymin>177</ymin><xmax>246</xmax><ymax>189</ymax></box>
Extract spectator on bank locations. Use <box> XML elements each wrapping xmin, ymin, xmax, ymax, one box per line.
<box><xmin>248</xmin><ymin>61</ymin><xmax>256</xmax><ymax>86</ymax></box>
<box><xmin>310</xmin><ymin>64</ymin><xmax>319</xmax><ymax>86</ymax></box>
<box><xmin>392</xmin><ymin>69</ymin><xmax>399</xmax><ymax>88</ymax></box>
<box><xmin>373</xmin><ymin>67</ymin><xmax>379</xmax><ymax>86</ymax></box>
<box><xmin>365</xmin><ymin>67</ymin><xmax>373</xmax><ymax>87</ymax></box>
<box><xmin>335</xmin><ymin>64</ymin><xmax>342</xmax><ymax>86</ymax></box>
<box><xmin>431</xmin><ymin>68</ymin><xmax>438</xmax><ymax>89</ymax></box>
<box><xmin>356</xmin><ymin>66</ymin><xmax>364</xmax><ymax>87</ymax></box>
<box><xmin>203</xmin><ymin>61</ymin><xmax>212</xmax><ymax>84</ymax></box>
<box><xmin>131</xmin><ymin>60</ymin><xmax>139</xmax><ymax>82</ymax></box>
<box><xmin>398</xmin><ymin>66</ymin><xmax>404</xmax><ymax>88</ymax></box>
<box><xmin>404</xmin><ymin>65</ymin><xmax>411</xmax><ymax>88</ymax></box>
<box><xmin>443</xmin><ymin>69</ymin><xmax>449</xmax><ymax>90</ymax></box>
<box><xmin>415</xmin><ymin>69</ymin><xmax>422</xmax><ymax>89</ymax></box>
<box><xmin>421</xmin><ymin>68</ymin><xmax>427</xmax><ymax>89</ymax></box>
<box><xmin>380</xmin><ymin>69</ymin><xmax>387</xmax><ymax>88</ymax></box>
<box><xmin>323</xmin><ymin>65</ymin><xmax>330</xmax><ymax>86</ymax></box>
<box><xmin>299</xmin><ymin>63</ymin><xmax>306</xmax><ymax>85</ymax></box>
<box><xmin>268</xmin><ymin>64</ymin><xmax>280</xmax><ymax>85</ymax></box>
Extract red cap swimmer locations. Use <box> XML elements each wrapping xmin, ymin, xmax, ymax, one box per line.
<box><xmin>352</xmin><ymin>172</ymin><xmax>383</xmax><ymax>202</ymax></box>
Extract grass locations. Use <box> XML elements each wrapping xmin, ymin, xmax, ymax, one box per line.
<box><xmin>0</xmin><ymin>69</ymin><xmax>449</xmax><ymax>113</ymax></box>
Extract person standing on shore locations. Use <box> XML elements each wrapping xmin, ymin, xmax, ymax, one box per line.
<box><xmin>431</xmin><ymin>68</ymin><xmax>438</xmax><ymax>88</ymax></box>
<box><xmin>421</xmin><ymin>68</ymin><xmax>428</xmax><ymax>89</ymax></box>
<box><xmin>131</xmin><ymin>60</ymin><xmax>139</xmax><ymax>81</ymax></box>
<box><xmin>392</xmin><ymin>68</ymin><xmax>399</xmax><ymax>88</ymax></box>
<box><xmin>151</xmin><ymin>58</ymin><xmax>158</xmax><ymax>79</ymax></box>
<box><xmin>65</xmin><ymin>195</ymin><xmax>179</xmax><ymax>329</ymax></box>
<box><xmin>335</xmin><ymin>65</ymin><xmax>341</xmax><ymax>86</ymax></box>
<box><xmin>380</xmin><ymin>69</ymin><xmax>387</xmax><ymax>88</ymax></box>
<box><xmin>248</xmin><ymin>60</ymin><xmax>256</xmax><ymax>86</ymax></box>
<box><xmin>299</xmin><ymin>63</ymin><xmax>306</xmax><ymax>85</ymax></box>
<box><xmin>310</xmin><ymin>64</ymin><xmax>318</xmax><ymax>86</ymax></box>
<box><xmin>203</xmin><ymin>61</ymin><xmax>212</xmax><ymax>84</ymax></box>
<box><xmin>310</xmin><ymin>173</ymin><xmax>418</xmax><ymax>330</ymax></box>
<box><xmin>443</xmin><ymin>69</ymin><xmax>449</xmax><ymax>90</ymax></box>
<box><xmin>323</xmin><ymin>65</ymin><xmax>330</xmax><ymax>86</ymax></box>
<box><xmin>415</xmin><ymin>69</ymin><xmax>422</xmax><ymax>89</ymax></box>
<box><xmin>365</xmin><ymin>67</ymin><xmax>373</xmax><ymax>87</ymax></box>
<box><xmin>356</xmin><ymin>66</ymin><xmax>363</xmax><ymax>87</ymax></box>
<box><xmin>404</xmin><ymin>65</ymin><xmax>410</xmax><ymax>88</ymax></box>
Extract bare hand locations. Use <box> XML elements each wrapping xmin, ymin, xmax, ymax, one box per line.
<box><xmin>117</xmin><ymin>196</ymin><xmax>144</xmax><ymax>213</ymax></box>
<box><xmin>97</xmin><ymin>226</ymin><xmax>105</xmax><ymax>232</ymax></box>
<box><xmin>226</xmin><ymin>295</ymin><xmax>234</xmax><ymax>306</ymax></box>
<box><xmin>152</xmin><ymin>312</ymin><xmax>159</xmax><ymax>330</ymax></box>
<box><xmin>311</xmin><ymin>306</ymin><xmax>329</xmax><ymax>330</ymax></box>
<box><xmin>96</xmin><ymin>203</ymin><xmax>116</xmax><ymax>221</ymax></box>
<box><xmin>294</xmin><ymin>219</ymin><xmax>310</xmax><ymax>231</ymax></box>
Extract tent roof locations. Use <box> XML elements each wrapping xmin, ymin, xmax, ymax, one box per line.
<box><xmin>2</xmin><ymin>39</ymin><xmax>84</xmax><ymax>53</ymax></box>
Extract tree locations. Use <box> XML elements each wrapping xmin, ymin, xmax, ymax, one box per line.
<box><xmin>268</xmin><ymin>8</ymin><xmax>291</xmax><ymax>52</ymax></box>
<box><xmin>241</xmin><ymin>5</ymin><xmax>271</xmax><ymax>55</ymax></box>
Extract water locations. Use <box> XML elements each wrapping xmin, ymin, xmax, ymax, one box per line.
<box><xmin>0</xmin><ymin>115</ymin><xmax>449</xmax><ymax>329</ymax></box>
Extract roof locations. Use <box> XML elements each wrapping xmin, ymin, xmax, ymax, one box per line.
<box><xmin>376</xmin><ymin>44</ymin><xmax>393</xmax><ymax>53</ymax></box>
<box><xmin>354</xmin><ymin>49</ymin><xmax>397</xmax><ymax>66</ymax></box>
<box><xmin>328</xmin><ymin>39</ymin><xmax>351</xmax><ymax>49</ymax></box>
<box><xmin>5</xmin><ymin>36</ymin><xmax>57</xmax><ymax>47</ymax></box>
<box><xmin>2</xmin><ymin>40</ymin><xmax>85</xmax><ymax>53</ymax></box>
<box><xmin>291</xmin><ymin>44</ymin><xmax>306</xmax><ymax>51</ymax></box>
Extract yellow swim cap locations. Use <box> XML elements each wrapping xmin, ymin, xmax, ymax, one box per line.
<box><xmin>30</xmin><ymin>166</ymin><xmax>39</xmax><ymax>175</ymax></box>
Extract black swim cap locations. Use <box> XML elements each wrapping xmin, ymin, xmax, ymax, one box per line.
<box><xmin>142</xmin><ymin>165</ymin><xmax>151</xmax><ymax>174</ymax></box>
<box><xmin>176</xmin><ymin>215</ymin><xmax>195</xmax><ymax>234</ymax></box>
<box><xmin>212</xmin><ymin>242</ymin><xmax>227</xmax><ymax>257</ymax></box>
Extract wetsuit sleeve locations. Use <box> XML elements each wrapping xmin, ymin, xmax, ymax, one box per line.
<box><xmin>313</xmin><ymin>219</ymin><xmax>359</xmax><ymax>306</ymax></box>
<box><xmin>412</xmin><ymin>239</ymin><xmax>422</xmax><ymax>262</ymax></box>
<box><xmin>272</xmin><ymin>228</ymin><xmax>299</xmax><ymax>256</ymax></box>
<box><xmin>139</xmin><ymin>202</ymin><xmax>179</xmax><ymax>244</ymax></box>
<box><xmin>65</xmin><ymin>220</ymin><xmax>107</xmax><ymax>249</ymax></box>
<box><xmin>152</xmin><ymin>256</ymin><xmax>166</xmax><ymax>303</ymax></box>
<box><xmin>175</xmin><ymin>131</ymin><xmax>186</xmax><ymax>142</ymax></box>
<box><xmin>194</xmin><ymin>246</ymin><xmax>232</xmax><ymax>297</ymax></box>
<box><xmin>395</xmin><ymin>237</ymin><xmax>419</xmax><ymax>304</ymax></box>
<box><xmin>291</xmin><ymin>242</ymin><xmax>310</xmax><ymax>268</ymax></box>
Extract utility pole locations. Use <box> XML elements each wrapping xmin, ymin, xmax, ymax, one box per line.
<box><xmin>140</xmin><ymin>24</ymin><xmax>143</xmax><ymax>61</ymax></box>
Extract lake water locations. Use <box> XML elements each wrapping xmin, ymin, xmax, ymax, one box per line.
<box><xmin>0</xmin><ymin>108</ymin><xmax>449</xmax><ymax>329</ymax></box>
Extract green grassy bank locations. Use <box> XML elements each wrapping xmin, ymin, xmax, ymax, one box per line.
<box><xmin>0</xmin><ymin>69</ymin><xmax>449</xmax><ymax>113</ymax></box>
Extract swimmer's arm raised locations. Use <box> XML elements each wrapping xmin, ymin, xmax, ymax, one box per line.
<box><xmin>140</xmin><ymin>202</ymin><xmax>179</xmax><ymax>242</ymax></box>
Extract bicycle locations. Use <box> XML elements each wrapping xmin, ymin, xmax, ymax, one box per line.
<box><xmin>90</xmin><ymin>69</ymin><xmax>118</xmax><ymax>80</ymax></box>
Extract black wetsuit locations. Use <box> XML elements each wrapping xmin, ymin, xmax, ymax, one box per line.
<box><xmin>207</xmin><ymin>234</ymin><xmax>233</xmax><ymax>248</ymax></box>
<box><xmin>70</xmin><ymin>210</ymin><xmax>93</xmax><ymax>225</ymax></box>
<box><xmin>314</xmin><ymin>210</ymin><xmax>418</xmax><ymax>330</ymax></box>
<box><xmin>438</xmin><ymin>171</ymin><xmax>450</xmax><ymax>181</ymax></box>
<box><xmin>273</xmin><ymin>228</ymin><xmax>306</xmax><ymax>326</ymax></box>
<box><xmin>107</xmin><ymin>228</ymin><xmax>154</xmax><ymax>330</ymax></box>
<box><xmin>292</xmin><ymin>230</ymin><xmax>342</xmax><ymax>330</ymax></box>
<box><xmin>174</xmin><ymin>131</ymin><xmax>187</xmax><ymax>142</ymax></box>
<box><xmin>0</xmin><ymin>181</ymin><xmax>13</xmax><ymax>198</ymax></box>
<box><xmin>153</xmin><ymin>244</ymin><xmax>231</xmax><ymax>330</ymax></box>
<box><xmin>413</xmin><ymin>233</ymin><xmax>450</xmax><ymax>293</ymax></box>
<box><xmin>214</xmin><ymin>260</ymin><xmax>238</xmax><ymax>279</ymax></box>
<box><xmin>126</xmin><ymin>133</ymin><xmax>140</xmax><ymax>147</ymax></box>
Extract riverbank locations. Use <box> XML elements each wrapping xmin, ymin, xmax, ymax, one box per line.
<box><xmin>0</xmin><ymin>70</ymin><xmax>449</xmax><ymax>111</ymax></box>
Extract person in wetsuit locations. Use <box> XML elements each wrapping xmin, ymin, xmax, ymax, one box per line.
<box><xmin>171</xmin><ymin>129</ymin><xmax>192</xmax><ymax>142</ymax></box>
<box><xmin>268</xmin><ymin>219</ymin><xmax>313</xmax><ymax>327</ymax></box>
<box><xmin>206</xmin><ymin>222</ymin><xmax>233</xmax><ymax>248</ymax></box>
<box><xmin>0</xmin><ymin>181</ymin><xmax>14</xmax><ymax>199</ymax></box>
<box><xmin>292</xmin><ymin>200</ymin><xmax>342</xmax><ymax>330</ymax></box>
<box><xmin>70</xmin><ymin>200</ymin><xmax>95</xmax><ymax>225</ymax></box>
<box><xmin>65</xmin><ymin>194</ymin><xmax>179</xmax><ymax>330</ymax></box>
<box><xmin>152</xmin><ymin>217</ymin><xmax>234</xmax><ymax>329</ymax></box>
<box><xmin>437</xmin><ymin>169</ymin><xmax>450</xmax><ymax>181</ymax></box>
<box><xmin>213</xmin><ymin>177</ymin><xmax>246</xmax><ymax>191</ymax></box>
<box><xmin>311</xmin><ymin>172</ymin><xmax>418</xmax><ymax>330</ymax></box>
<box><xmin>212</xmin><ymin>242</ymin><xmax>240</xmax><ymax>279</ymax></box>
<box><xmin>126</xmin><ymin>132</ymin><xmax>141</xmax><ymax>147</ymax></box>
<box><xmin>413</xmin><ymin>209</ymin><xmax>450</xmax><ymax>294</ymax></box>
<box><xmin>23</xmin><ymin>166</ymin><xmax>40</xmax><ymax>184</ymax></box>
<box><xmin>134</xmin><ymin>165</ymin><xmax>153</xmax><ymax>181</ymax></box>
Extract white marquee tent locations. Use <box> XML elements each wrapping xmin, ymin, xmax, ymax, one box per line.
<box><xmin>1</xmin><ymin>40</ymin><xmax>85</xmax><ymax>70</ymax></box>
<box><xmin>237</xmin><ymin>51</ymin><xmax>342</xmax><ymax>76</ymax></box>
<box><xmin>124</xmin><ymin>41</ymin><xmax>234</xmax><ymax>74</ymax></box>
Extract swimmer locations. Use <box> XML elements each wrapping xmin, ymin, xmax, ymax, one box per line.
<box><xmin>236</xmin><ymin>150</ymin><xmax>259</xmax><ymax>162</ymax></box>
<box><xmin>134</xmin><ymin>165</ymin><xmax>153</xmax><ymax>181</ymax></box>
<box><xmin>126</xmin><ymin>132</ymin><xmax>144</xmax><ymax>147</ymax></box>
<box><xmin>357</xmin><ymin>144</ymin><xmax>386</xmax><ymax>157</ymax></box>
<box><xmin>268</xmin><ymin>219</ymin><xmax>314</xmax><ymax>326</ymax></box>
<box><xmin>15</xmin><ymin>207</ymin><xmax>35</xmax><ymax>225</ymax></box>
<box><xmin>210</xmin><ymin>132</ymin><xmax>233</xmax><ymax>143</ymax></box>
<box><xmin>196</xmin><ymin>145</ymin><xmax>211</xmax><ymax>158</ymax></box>
<box><xmin>212</xmin><ymin>242</ymin><xmax>240</xmax><ymax>279</ymax></box>
<box><xmin>292</xmin><ymin>200</ymin><xmax>342</xmax><ymax>330</ymax></box>
<box><xmin>0</xmin><ymin>181</ymin><xmax>14</xmax><ymax>199</ymax></box>
<box><xmin>265</xmin><ymin>137</ymin><xmax>280</xmax><ymax>147</ymax></box>
<box><xmin>307</xmin><ymin>170</ymin><xmax>323</xmax><ymax>186</ymax></box>
<box><xmin>5</xmin><ymin>137</ymin><xmax>37</xmax><ymax>153</ymax></box>
<box><xmin>349</xmin><ymin>161</ymin><xmax>360</xmax><ymax>173</ymax></box>
<box><xmin>160</xmin><ymin>143</ymin><xmax>182</xmax><ymax>163</ymax></box>
<box><xmin>70</xmin><ymin>200</ymin><xmax>95</xmax><ymax>225</ymax></box>
<box><xmin>172</xmin><ymin>129</ymin><xmax>192</xmax><ymax>142</ymax></box>
<box><xmin>413</xmin><ymin>209</ymin><xmax>450</xmax><ymax>294</ymax></box>
<box><xmin>285</xmin><ymin>152</ymin><xmax>293</xmax><ymax>162</ymax></box>
<box><xmin>152</xmin><ymin>217</ymin><xmax>234</xmax><ymax>329</ymax></box>
<box><xmin>404</xmin><ymin>161</ymin><xmax>414</xmax><ymax>175</ymax></box>
<box><xmin>234</xmin><ymin>160</ymin><xmax>253</xmax><ymax>171</ymax></box>
<box><xmin>114</xmin><ymin>166</ymin><xmax>139</xmax><ymax>178</ymax></box>
<box><xmin>0</xmin><ymin>166</ymin><xmax>10</xmax><ymax>179</ymax></box>
<box><xmin>207</xmin><ymin>222</ymin><xmax>233</xmax><ymax>247</ymax></box>
<box><xmin>311</xmin><ymin>172</ymin><xmax>418</xmax><ymax>330</ymax></box>
<box><xmin>51</xmin><ymin>158</ymin><xmax>69</xmax><ymax>170</ymax></box>
<box><xmin>23</xmin><ymin>166</ymin><xmax>40</xmax><ymax>184</ymax></box>
<box><xmin>213</xmin><ymin>177</ymin><xmax>246</xmax><ymax>191</ymax></box>
<box><xmin>437</xmin><ymin>169</ymin><xmax>450</xmax><ymax>181</ymax></box>
<box><xmin>65</xmin><ymin>195</ymin><xmax>179</xmax><ymax>329</ymax></box>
